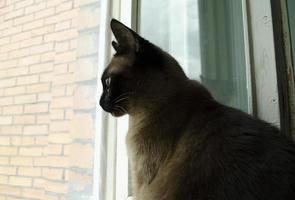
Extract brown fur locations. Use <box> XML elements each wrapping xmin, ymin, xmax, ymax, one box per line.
<box><xmin>100</xmin><ymin>19</ymin><xmax>295</xmax><ymax>200</ymax></box>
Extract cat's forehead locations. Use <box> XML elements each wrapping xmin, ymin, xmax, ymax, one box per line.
<box><xmin>107</xmin><ymin>55</ymin><xmax>132</xmax><ymax>74</ymax></box>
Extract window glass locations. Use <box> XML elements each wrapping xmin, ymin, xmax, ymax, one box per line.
<box><xmin>138</xmin><ymin>0</ymin><xmax>249</xmax><ymax>112</ymax></box>
<box><xmin>287</xmin><ymin>0</ymin><xmax>295</xmax><ymax>79</ymax></box>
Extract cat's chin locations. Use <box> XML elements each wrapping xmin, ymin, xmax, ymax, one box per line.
<box><xmin>111</xmin><ymin>111</ymin><xmax>126</xmax><ymax>117</ymax></box>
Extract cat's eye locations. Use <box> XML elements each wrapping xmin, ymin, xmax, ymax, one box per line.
<box><xmin>105</xmin><ymin>77</ymin><xmax>111</xmax><ymax>87</ymax></box>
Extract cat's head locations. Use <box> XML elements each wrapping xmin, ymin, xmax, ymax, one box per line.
<box><xmin>100</xmin><ymin>19</ymin><xmax>187</xmax><ymax>117</ymax></box>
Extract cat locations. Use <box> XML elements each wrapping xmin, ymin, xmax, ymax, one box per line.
<box><xmin>100</xmin><ymin>19</ymin><xmax>295</xmax><ymax>200</ymax></box>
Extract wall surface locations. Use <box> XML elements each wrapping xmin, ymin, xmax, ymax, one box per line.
<box><xmin>0</xmin><ymin>0</ymin><xmax>101</xmax><ymax>199</ymax></box>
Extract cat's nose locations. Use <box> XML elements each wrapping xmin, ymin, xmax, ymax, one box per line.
<box><xmin>99</xmin><ymin>94</ymin><xmax>113</xmax><ymax>112</ymax></box>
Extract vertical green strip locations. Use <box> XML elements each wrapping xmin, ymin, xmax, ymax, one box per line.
<box><xmin>287</xmin><ymin>0</ymin><xmax>295</xmax><ymax>79</ymax></box>
<box><xmin>198</xmin><ymin>0</ymin><xmax>248</xmax><ymax>112</ymax></box>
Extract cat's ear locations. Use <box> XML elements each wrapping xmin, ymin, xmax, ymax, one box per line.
<box><xmin>110</xmin><ymin>19</ymin><xmax>140</xmax><ymax>53</ymax></box>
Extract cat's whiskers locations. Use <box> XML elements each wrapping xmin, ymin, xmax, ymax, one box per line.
<box><xmin>112</xmin><ymin>106</ymin><xmax>121</xmax><ymax>113</ymax></box>
<box><xmin>114</xmin><ymin>105</ymin><xmax>128</xmax><ymax>113</ymax></box>
<box><xmin>111</xmin><ymin>92</ymin><xmax>132</xmax><ymax>104</ymax></box>
<box><xmin>113</xmin><ymin>96</ymin><xmax>129</xmax><ymax>104</ymax></box>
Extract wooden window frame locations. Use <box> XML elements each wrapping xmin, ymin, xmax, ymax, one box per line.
<box><xmin>270</xmin><ymin>0</ymin><xmax>295</xmax><ymax>137</ymax></box>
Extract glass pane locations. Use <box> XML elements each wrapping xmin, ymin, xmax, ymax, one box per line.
<box><xmin>287</xmin><ymin>0</ymin><xmax>295</xmax><ymax>79</ymax></box>
<box><xmin>138</xmin><ymin>0</ymin><xmax>249</xmax><ymax>112</ymax></box>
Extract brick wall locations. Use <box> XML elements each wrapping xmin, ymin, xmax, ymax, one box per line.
<box><xmin>0</xmin><ymin>0</ymin><xmax>100</xmax><ymax>199</ymax></box>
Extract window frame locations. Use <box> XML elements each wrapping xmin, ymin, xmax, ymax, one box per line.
<box><xmin>270</xmin><ymin>0</ymin><xmax>295</xmax><ymax>137</ymax></box>
<box><xmin>245</xmin><ymin>0</ymin><xmax>281</xmax><ymax>126</ymax></box>
<box><xmin>93</xmin><ymin>0</ymin><xmax>115</xmax><ymax>199</ymax></box>
<box><xmin>95</xmin><ymin>0</ymin><xmax>285</xmax><ymax>199</ymax></box>
<box><xmin>94</xmin><ymin>1</ymin><xmax>135</xmax><ymax>200</ymax></box>
<box><xmin>135</xmin><ymin>0</ymin><xmax>282</xmax><ymax>123</ymax></box>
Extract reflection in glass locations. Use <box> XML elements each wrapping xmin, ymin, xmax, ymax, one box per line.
<box><xmin>287</xmin><ymin>0</ymin><xmax>295</xmax><ymax>79</ymax></box>
<box><xmin>139</xmin><ymin>0</ymin><xmax>248</xmax><ymax>112</ymax></box>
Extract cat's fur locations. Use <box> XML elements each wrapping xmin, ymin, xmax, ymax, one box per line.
<box><xmin>100</xmin><ymin>19</ymin><xmax>295</xmax><ymax>200</ymax></box>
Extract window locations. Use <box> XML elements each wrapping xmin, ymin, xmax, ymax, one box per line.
<box><xmin>139</xmin><ymin>0</ymin><xmax>249</xmax><ymax>112</ymax></box>
<box><xmin>287</xmin><ymin>0</ymin><xmax>295</xmax><ymax>69</ymax></box>
<box><xmin>0</xmin><ymin>0</ymin><xmax>291</xmax><ymax>199</ymax></box>
<box><xmin>97</xmin><ymin>0</ymin><xmax>287</xmax><ymax>200</ymax></box>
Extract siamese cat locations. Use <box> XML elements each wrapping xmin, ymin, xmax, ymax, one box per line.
<box><xmin>100</xmin><ymin>19</ymin><xmax>295</xmax><ymax>200</ymax></box>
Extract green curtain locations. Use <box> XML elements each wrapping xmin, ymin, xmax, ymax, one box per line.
<box><xmin>198</xmin><ymin>0</ymin><xmax>248</xmax><ymax>112</ymax></box>
<box><xmin>287</xmin><ymin>0</ymin><xmax>295</xmax><ymax>79</ymax></box>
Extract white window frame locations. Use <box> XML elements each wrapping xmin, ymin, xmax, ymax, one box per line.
<box><xmin>93</xmin><ymin>0</ymin><xmax>134</xmax><ymax>200</ymax></box>
<box><xmin>245</xmin><ymin>0</ymin><xmax>281</xmax><ymax>126</ymax></box>
<box><xmin>94</xmin><ymin>0</ymin><xmax>283</xmax><ymax>200</ymax></box>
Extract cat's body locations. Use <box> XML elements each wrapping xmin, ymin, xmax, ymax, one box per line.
<box><xmin>128</xmin><ymin>98</ymin><xmax>295</xmax><ymax>200</ymax></box>
<box><xmin>100</xmin><ymin>19</ymin><xmax>295</xmax><ymax>200</ymax></box>
<box><xmin>127</xmin><ymin>81</ymin><xmax>295</xmax><ymax>200</ymax></box>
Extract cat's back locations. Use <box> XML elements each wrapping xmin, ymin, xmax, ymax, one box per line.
<box><xmin>180</xmin><ymin>100</ymin><xmax>295</xmax><ymax>200</ymax></box>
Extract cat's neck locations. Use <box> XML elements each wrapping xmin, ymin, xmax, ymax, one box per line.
<box><xmin>128</xmin><ymin>79</ymin><xmax>214</xmax><ymax>132</ymax></box>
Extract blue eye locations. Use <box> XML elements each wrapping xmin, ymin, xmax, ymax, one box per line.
<box><xmin>105</xmin><ymin>77</ymin><xmax>111</xmax><ymax>87</ymax></box>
